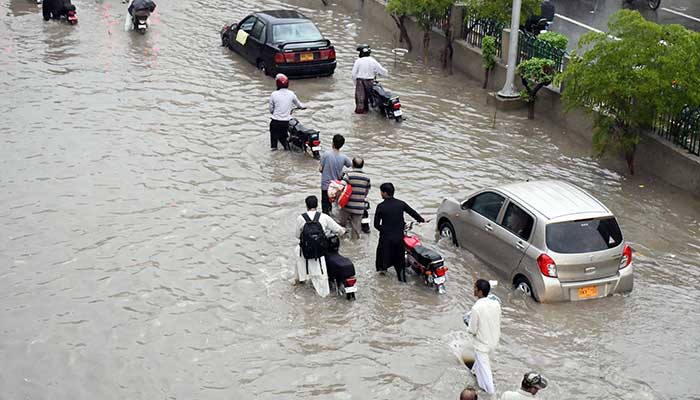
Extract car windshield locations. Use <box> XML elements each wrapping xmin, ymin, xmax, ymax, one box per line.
<box><xmin>546</xmin><ymin>217</ymin><xmax>623</xmax><ymax>253</ymax></box>
<box><xmin>272</xmin><ymin>22</ymin><xmax>323</xmax><ymax>43</ymax></box>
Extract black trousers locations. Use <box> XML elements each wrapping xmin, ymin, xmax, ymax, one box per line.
<box><xmin>376</xmin><ymin>236</ymin><xmax>407</xmax><ymax>282</ymax></box>
<box><xmin>269</xmin><ymin>120</ymin><xmax>289</xmax><ymax>150</ymax></box>
<box><xmin>321</xmin><ymin>189</ymin><xmax>332</xmax><ymax>214</ymax></box>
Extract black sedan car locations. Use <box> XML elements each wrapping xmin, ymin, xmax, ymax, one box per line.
<box><xmin>221</xmin><ymin>10</ymin><xmax>336</xmax><ymax>78</ymax></box>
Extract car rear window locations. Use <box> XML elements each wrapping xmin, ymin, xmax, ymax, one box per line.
<box><xmin>272</xmin><ymin>22</ymin><xmax>323</xmax><ymax>43</ymax></box>
<box><xmin>546</xmin><ymin>217</ymin><xmax>623</xmax><ymax>254</ymax></box>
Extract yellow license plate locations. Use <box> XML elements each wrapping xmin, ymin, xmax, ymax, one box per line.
<box><xmin>300</xmin><ymin>52</ymin><xmax>314</xmax><ymax>61</ymax></box>
<box><xmin>578</xmin><ymin>286</ymin><xmax>599</xmax><ymax>299</ymax></box>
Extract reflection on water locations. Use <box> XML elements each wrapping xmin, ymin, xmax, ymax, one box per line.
<box><xmin>1</xmin><ymin>0</ymin><xmax>699</xmax><ymax>399</ymax></box>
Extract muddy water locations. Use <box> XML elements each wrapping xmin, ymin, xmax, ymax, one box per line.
<box><xmin>1</xmin><ymin>0</ymin><xmax>699</xmax><ymax>399</ymax></box>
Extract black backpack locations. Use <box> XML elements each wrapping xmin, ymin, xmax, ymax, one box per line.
<box><xmin>300</xmin><ymin>212</ymin><xmax>328</xmax><ymax>260</ymax></box>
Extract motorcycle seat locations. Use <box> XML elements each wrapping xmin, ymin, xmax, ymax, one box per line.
<box><xmin>289</xmin><ymin>119</ymin><xmax>318</xmax><ymax>135</ymax></box>
<box><xmin>411</xmin><ymin>245</ymin><xmax>444</xmax><ymax>267</ymax></box>
<box><xmin>371</xmin><ymin>83</ymin><xmax>392</xmax><ymax>98</ymax></box>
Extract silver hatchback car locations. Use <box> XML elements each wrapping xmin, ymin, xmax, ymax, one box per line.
<box><xmin>436</xmin><ymin>180</ymin><xmax>634</xmax><ymax>302</ymax></box>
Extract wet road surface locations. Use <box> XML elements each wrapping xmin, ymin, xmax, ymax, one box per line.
<box><xmin>549</xmin><ymin>0</ymin><xmax>700</xmax><ymax>50</ymax></box>
<box><xmin>1</xmin><ymin>0</ymin><xmax>700</xmax><ymax>399</ymax></box>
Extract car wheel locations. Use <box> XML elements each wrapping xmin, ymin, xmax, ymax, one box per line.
<box><xmin>438</xmin><ymin>220</ymin><xmax>458</xmax><ymax>246</ymax></box>
<box><xmin>257</xmin><ymin>60</ymin><xmax>269</xmax><ymax>76</ymax></box>
<box><xmin>514</xmin><ymin>276</ymin><xmax>536</xmax><ymax>300</ymax></box>
<box><xmin>222</xmin><ymin>34</ymin><xmax>230</xmax><ymax>48</ymax></box>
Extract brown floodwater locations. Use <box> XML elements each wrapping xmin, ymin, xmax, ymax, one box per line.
<box><xmin>1</xmin><ymin>0</ymin><xmax>699</xmax><ymax>399</ymax></box>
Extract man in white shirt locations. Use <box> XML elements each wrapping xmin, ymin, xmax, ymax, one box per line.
<box><xmin>500</xmin><ymin>372</ymin><xmax>548</xmax><ymax>400</ymax></box>
<box><xmin>269</xmin><ymin>73</ymin><xmax>305</xmax><ymax>151</ymax></box>
<box><xmin>464</xmin><ymin>279</ymin><xmax>502</xmax><ymax>395</ymax></box>
<box><xmin>294</xmin><ymin>195</ymin><xmax>346</xmax><ymax>297</ymax></box>
<box><xmin>351</xmin><ymin>45</ymin><xmax>388</xmax><ymax>114</ymax></box>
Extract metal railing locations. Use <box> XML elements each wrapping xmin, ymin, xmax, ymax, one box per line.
<box><xmin>461</xmin><ymin>14</ymin><xmax>505</xmax><ymax>57</ymax></box>
<box><xmin>653</xmin><ymin>108</ymin><xmax>700</xmax><ymax>156</ymax></box>
<box><xmin>517</xmin><ymin>30</ymin><xmax>567</xmax><ymax>73</ymax></box>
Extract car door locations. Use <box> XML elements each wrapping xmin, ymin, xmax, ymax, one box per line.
<box><xmin>489</xmin><ymin>200</ymin><xmax>535</xmax><ymax>275</ymax></box>
<box><xmin>246</xmin><ymin>19</ymin><xmax>267</xmax><ymax>65</ymax></box>
<box><xmin>454</xmin><ymin>191</ymin><xmax>506</xmax><ymax>268</ymax></box>
<box><xmin>230</xmin><ymin>16</ymin><xmax>257</xmax><ymax>62</ymax></box>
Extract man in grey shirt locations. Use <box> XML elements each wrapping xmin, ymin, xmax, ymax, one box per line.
<box><xmin>269</xmin><ymin>73</ymin><xmax>305</xmax><ymax>150</ymax></box>
<box><xmin>319</xmin><ymin>134</ymin><xmax>351</xmax><ymax>214</ymax></box>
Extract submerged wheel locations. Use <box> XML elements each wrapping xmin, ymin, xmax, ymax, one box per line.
<box><xmin>514</xmin><ymin>276</ymin><xmax>535</xmax><ymax>300</ymax></box>
<box><xmin>257</xmin><ymin>60</ymin><xmax>270</xmax><ymax>76</ymax></box>
<box><xmin>312</xmin><ymin>150</ymin><xmax>320</xmax><ymax>159</ymax></box>
<box><xmin>437</xmin><ymin>284</ymin><xmax>446</xmax><ymax>295</ymax></box>
<box><xmin>222</xmin><ymin>34</ymin><xmax>230</xmax><ymax>48</ymax></box>
<box><xmin>648</xmin><ymin>0</ymin><xmax>660</xmax><ymax>10</ymax></box>
<box><xmin>438</xmin><ymin>220</ymin><xmax>458</xmax><ymax>246</ymax></box>
<box><xmin>346</xmin><ymin>292</ymin><xmax>355</xmax><ymax>300</ymax></box>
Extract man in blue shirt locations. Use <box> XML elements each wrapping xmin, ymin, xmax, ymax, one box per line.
<box><xmin>319</xmin><ymin>134</ymin><xmax>351</xmax><ymax>214</ymax></box>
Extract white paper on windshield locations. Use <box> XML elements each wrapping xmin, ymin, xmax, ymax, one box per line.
<box><xmin>236</xmin><ymin>30</ymin><xmax>249</xmax><ymax>45</ymax></box>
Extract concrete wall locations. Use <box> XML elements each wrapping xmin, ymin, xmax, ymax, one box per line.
<box><xmin>339</xmin><ymin>0</ymin><xmax>700</xmax><ymax>196</ymax></box>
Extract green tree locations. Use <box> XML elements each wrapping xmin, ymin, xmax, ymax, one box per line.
<box><xmin>462</xmin><ymin>0</ymin><xmax>541</xmax><ymax>34</ymax></box>
<box><xmin>481</xmin><ymin>35</ymin><xmax>497</xmax><ymax>88</ymax></box>
<box><xmin>412</xmin><ymin>0</ymin><xmax>454</xmax><ymax>66</ymax></box>
<box><xmin>387</xmin><ymin>0</ymin><xmax>416</xmax><ymax>52</ymax></box>
<box><xmin>537</xmin><ymin>31</ymin><xmax>568</xmax><ymax>52</ymax></box>
<box><xmin>517</xmin><ymin>58</ymin><xmax>555</xmax><ymax>120</ymax></box>
<box><xmin>561</xmin><ymin>10</ymin><xmax>700</xmax><ymax>174</ymax></box>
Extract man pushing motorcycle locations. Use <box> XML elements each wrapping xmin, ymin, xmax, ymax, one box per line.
<box><xmin>352</xmin><ymin>45</ymin><xmax>388</xmax><ymax>114</ymax></box>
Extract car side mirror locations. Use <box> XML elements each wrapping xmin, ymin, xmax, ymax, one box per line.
<box><xmin>461</xmin><ymin>198</ymin><xmax>474</xmax><ymax>210</ymax></box>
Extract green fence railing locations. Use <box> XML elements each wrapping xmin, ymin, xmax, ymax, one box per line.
<box><xmin>654</xmin><ymin>107</ymin><xmax>700</xmax><ymax>156</ymax></box>
<box><xmin>517</xmin><ymin>30</ymin><xmax>567</xmax><ymax>73</ymax></box>
<box><xmin>461</xmin><ymin>14</ymin><xmax>505</xmax><ymax>58</ymax></box>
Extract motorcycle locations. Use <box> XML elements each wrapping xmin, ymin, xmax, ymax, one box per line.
<box><xmin>325</xmin><ymin>235</ymin><xmax>358</xmax><ymax>300</ymax></box>
<box><xmin>132</xmin><ymin>9</ymin><xmax>151</xmax><ymax>34</ymax></box>
<box><xmin>361</xmin><ymin>201</ymin><xmax>371</xmax><ymax>233</ymax></box>
<box><xmin>127</xmin><ymin>0</ymin><xmax>156</xmax><ymax>34</ymax></box>
<box><xmin>403</xmin><ymin>222</ymin><xmax>448</xmax><ymax>294</ymax></box>
<box><xmin>287</xmin><ymin>109</ymin><xmax>321</xmax><ymax>159</ymax></box>
<box><xmin>523</xmin><ymin>0</ymin><xmax>554</xmax><ymax>35</ymax></box>
<box><xmin>369</xmin><ymin>79</ymin><xmax>403</xmax><ymax>122</ymax></box>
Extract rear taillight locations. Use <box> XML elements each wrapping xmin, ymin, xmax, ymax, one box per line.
<box><xmin>537</xmin><ymin>253</ymin><xmax>557</xmax><ymax>277</ymax></box>
<box><xmin>284</xmin><ymin>52</ymin><xmax>297</xmax><ymax>63</ymax></box>
<box><xmin>392</xmin><ymin>102</ymin><xmax>401</xmax><ymax>110</ymax></box>
<box><xmin>435</xmin><ymin>267</ymin><xmax>447</xmax><ymax>277</ymax></box>
<box><xmin>345</xmin><ymin>277</ymin><xmax>357</xmax><ymax>286</ymax></box>
<box><xmin>312</xmin><ymin>140</ymin><xmax>320</xmax><ymax>146</ymax></box>
<box><xmin>620</xmin><ymin>244</ymin><xmax>632</xmax><ymax>269</ymax></box>
<box><xmin>319</xmin><ymin>48</ymin><xmax>336</xmax><ymax>61</ymax></box>
<box><xmin>274</xmin><ymin>52</ymin><xmax>285</xmax><ymax>64</ymax></box>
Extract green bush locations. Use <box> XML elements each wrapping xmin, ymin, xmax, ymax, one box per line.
<box><xmin>482</xmin><ymin>36</ymin><xmax>497</xmax><ymax>70</ymax></box>
<box><xmin>537</xmin><ymin>31</ymin><xmax>568</xmax><ymax>52</ymax></box>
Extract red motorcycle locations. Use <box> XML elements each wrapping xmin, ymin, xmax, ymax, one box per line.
<box><xmin>403</xmin><ymin>222</ymin><xmax>448</xmax><ymax>294</ymax></box>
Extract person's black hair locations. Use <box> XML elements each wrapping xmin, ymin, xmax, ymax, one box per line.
<box><xmin>332</xmin><ymin>134</ymin><xmax>345</xmax><ymax>150</ymax></box>
<box><xmin>353</xmin><ymin>158</ymin><xmax>364</xmax><ymax>169</ymax></box>
<box><xmin>305</xmin><ymin>195</ymin><xmax>318</xmax><ymax>210</ymax></box>
<box><xmin>380</xmin><ymin>182</ymin><xmax>395</xmax><ymax>197</ymax></box>
<box><xmin>475</xmin><ymin>279</ymin><xmax>491</xmax><ymax>296</ymax></box>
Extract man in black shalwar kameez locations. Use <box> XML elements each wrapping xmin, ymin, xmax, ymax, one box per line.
<box><xmin>374</xmin><ymin>182</ymin><xmax>425</xmax><ymax>282</ymax></box>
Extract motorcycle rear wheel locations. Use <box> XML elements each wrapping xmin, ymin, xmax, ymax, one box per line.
<box><xmin>346</xmin><ymin>292</ymin><xmax>356</xmax><ymax>300</ymax></box>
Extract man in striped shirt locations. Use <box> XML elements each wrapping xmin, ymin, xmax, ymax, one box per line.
<box><xmin>339</xmin><ymin>158</ymin><xmax>371</xmax><ymax>239</ymax></box>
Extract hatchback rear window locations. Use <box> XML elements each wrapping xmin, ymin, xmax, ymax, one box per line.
<box><xmin>546</xmin><ymin>217</ymin><xmax>623</xmax><ymax>253</ymax></box>
<box><xmin>272</xmin><ymin>22</ymin><xmax>323</xmax><ymax>43</ymax></box>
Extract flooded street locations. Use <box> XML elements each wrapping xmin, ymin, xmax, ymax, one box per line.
<box><xmin>1</xmin><ymin>0</ymin><xmax>699</xmax><ymax>398</ymax></box>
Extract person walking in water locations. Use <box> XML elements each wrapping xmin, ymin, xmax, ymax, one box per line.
<box><xmin>500</xmin><ymin>372</ymin><xmax>548</xmax><ymax>399</ymax></box>
<box><xmin>269</xmin><ymin>73</ymin><xmax>305</xmax><ymax>151</ymax></box>
<box><xmin>319</xmin><ymin>134</ymin><xmax>351</xmax><ymax>214</ymax></box>
<box><xmin>294</xmin><ymin>195</ymin><xmax>346</xmax><ymax>297</ymax></box>
<box><xmin>373</xmin><ymin>182</ymin><xmax>425</xmax><ymax>282</ymax></box>
<box><xmin>339</xmin><ymin>158</ymin><xmax>370</xmax><ymax>239</ymax></box>
<box><xmin>351</xmin><ymin>44</ymin><xmax>388</xmax><ymax>114</ymax></box>
<box><xmin>463</xmin><ymin>279</ymin><xmax>502</xmax><ymax>396</ymax></box>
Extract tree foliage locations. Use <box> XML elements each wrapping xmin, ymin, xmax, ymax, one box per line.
<box><xmin>561</xmin><ymin>10</ymin><xmax>700</xmax><ymax>174</ymax></box>
<box><xmin>517</xmin><ymin>58</ymin><xmax>555</xmax><ymax>119</ymax></box>
<box><xmin>481</xmin><ymin>35</ymin><xmax>497</xmax><ymax>88</ymax></box>
<box><xmin>537</xmin><ymin>31</ymin><xmax>568</xmax><ymax>52</ymax></box>
<box><xmin>387</xmin><ymin>0</ymin><xmax>455</xmax><ymax>65</ymax></box>
<box><xmin>462</xmin><ymin>0</ymin><xmax>541</xmax><ymax>27</ymax></box>
<box><xmin>387</xmin><ymin>0</ymin><xmax>416</xmax><ymax>51</ymax></box>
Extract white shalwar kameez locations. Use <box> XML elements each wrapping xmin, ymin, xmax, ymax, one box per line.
<box><xmin>465</xmin><ymin>294</ymin><xmax>502</xmax><ymax>395</ymax></box>
<box><xmin>294</xmin><ymin>210</ymin><xmax>345</xmax><ymax>297</ymax></box>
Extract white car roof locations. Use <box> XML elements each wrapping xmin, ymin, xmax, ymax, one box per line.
<box><xmin>496</xmin><ymin>180</ymin><xmax>612</xmax><ymax>221</ymax></box>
